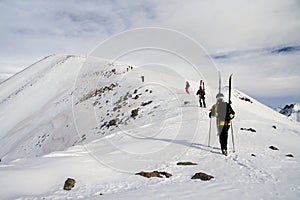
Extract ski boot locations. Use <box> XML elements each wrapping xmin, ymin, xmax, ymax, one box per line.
<box><xmin>222</xmin><ymin>149</ymin><xmax>228</xmax><ymax>156</ymax></box>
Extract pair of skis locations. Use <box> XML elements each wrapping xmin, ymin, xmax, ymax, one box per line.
<box><xmin>229</xmin><ymin>74</ymin><xmax>235</xmax><ymax>153</ymax></box>
<box><xmin>208</xmin><ymin>73</ymin><xmax>235</xmax><ymax>153</ymax></box>
<box><xmin>200</xmin><ymin>80</ymin><xmax>205</xmax><ymax>90</ymax></box>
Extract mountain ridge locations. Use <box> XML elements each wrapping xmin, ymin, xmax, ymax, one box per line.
<box><xmin>0</xmin><ymin>54</ymin><xmax>299</xmax><ymax>199</ymax></box>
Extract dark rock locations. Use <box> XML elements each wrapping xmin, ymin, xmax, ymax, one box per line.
<box><xmin>272</xmin><ymin>125</ymin><xmax>277</xmax><ymax>129</ymax></box>
<box><xmin>191</xmin><ymin>172</ymin><xmax>214</xmax><ymax>181</ymax></box>
<box><xmin>100</xmin><ymin>122</ymin><xmax>107</xmax><ymax>129</ymax></box>
<box><xmin>133</xmin><ymin>89</ymin><xmax>138</xmax><ymax>94</ymax></box>
<box><xmin>141</xmin><ymin>101</ymin><xmax>153</xmax><ymax>106</ymax></box>
<box><xmin>251</xmin><ymin>154</ymin><xmax>256</xmax><ymax>157</ymax></box>
<box><xmin>153</xmin><ymin>105</ymin><xmax>159</xmax><ymax>109</ymax></box>
<box><xmin>63</xmin><ymin>178</ymin><xmax>76</xmax><ymax>190</ymax></box>
<box><xmin>93</xmin><ymin>101</ymin><xmax>98</xmax><ymax>107</ymax></box>
<box><xmin>136</xmin><ymin>171</ymin><xmax>163</xmax><ymax>178</ymax></box>
<box><xmin>240</xmin><ymin>128</ymin><xmax>256</xmax><ymax>132</ymax></box>
<box><xmin>108</xmin><ymin>119</ymin><xmax>117</xmax><ymax>127</ymax></box>
<box><xmin>286</xmin><ymin>154</ymin><xmax>294</xmax><ymax>158</ymax></box>
<box><xmin>177</xmin><ymin>161</ymin><xmax>197</xmax><ymax>166</ymax></box>
<box><xmin>269</xmin><ymin>146</ymin><xmax>279</xmax><ymax>151</ymax></box>
<box><xmin>106</xmin><ymin>84</ymin><xmax>116</xmax><ymax>91</ymax></box>
<box><xmin>113</xmin><ymin>105</ymin><xmax>122</xmax><ymax>112</ymax></box>
<box><xmin>76</xmin><ymin>83</ymin><xmax>118</xmax><ymax>104</ymax></box>
<box><xmin>136</xmin><ymin>171</ymin><xmax>172</xmax><ymax>178</ymax></box>
<box><xmin>239</xmin><ymin>96</ymin><xmax>253</xmax><ymax>103</ymax></box>
<box><xmin>131</xmin><ymin>108</ymin><xmax>139</xmax><ymax>118</ymax></box>
<box><xmin>160</xmin><ymin>171</ymin><xmax>172</xmax><ymax>178</ymax></box>
<box><xmin>133</xmin><ymin>95</ymin><xmax>139</xmax><ymax>100</ymax></box>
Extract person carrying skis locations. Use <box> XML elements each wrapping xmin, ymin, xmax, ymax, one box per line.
<box><xmin>185</xmin><ymin>81</ymin><xmax>190</xmax><ymax>94</ymax></box>
<box><xmin>209</xmin><ymin>93</ymin><xmax>235</xmax><ymax>156</ymax></box>
<box><xmin>196</xmin><ymin>80</ymin><xmax>206</xmax><ymax>107</ymax></box>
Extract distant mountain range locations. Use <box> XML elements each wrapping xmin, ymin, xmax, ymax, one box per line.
<box><xmin>279</xmin><ymin>103</ymin><xmax>300</xmax><ymax>122</ymax></box>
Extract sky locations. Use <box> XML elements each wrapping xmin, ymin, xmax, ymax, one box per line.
<box><xmin>0</xmin><ymin>0</ymin><xmax>300</xmax><ymax>107</ymax></box>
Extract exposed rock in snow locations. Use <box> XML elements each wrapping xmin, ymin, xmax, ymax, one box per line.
<box><xmin>279</xmin><ymin>103</ymin><xmax>300</xmax><ymax>122</ymax></box>
<box><xmin>136</xmin><ymin>171</ymin><xmax>172</xmax><ymax>178</ymax></box>
<box><xmin>63</xmin><ymin>178</ymin><xmax>76</xmax><ymax>191</ymax></box>
<box><xmin>191</xmin><ymin>172</ymin><xmax>214</xmax><ymax>181</ymax></box>
<box><xmin>177</xmin><ymin>161</ymin><xmax>197</xmax><ymax>166</ymax></box>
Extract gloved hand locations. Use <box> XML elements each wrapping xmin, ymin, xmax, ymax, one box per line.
<box><xmin>209</xmin><ymin>112</ymin><xmax>212</xmax><ymax>118</ymax></box>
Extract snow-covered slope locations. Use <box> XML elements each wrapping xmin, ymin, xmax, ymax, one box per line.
<box><xmin>0</xmin><ymin>55</ymin><xmax>299</xmax><ymax>199</ymax></box>
<box><xmin>0</xmin><ymin>55</ymin><xmax>86</xmax><ymax>161</ymax></box>
<box><xmin>280</xmin><ymin>103</ymin><xmax>300</xmax><ymax>122</ymax></box>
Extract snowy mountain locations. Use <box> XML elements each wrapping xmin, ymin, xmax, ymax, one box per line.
<box><xmin>279</xmin><ymin>103</ymin><xmax>300</xmax><ymax>122</ymax></box>
<box><xmin>0</xmin><ymin>54</ymin><xmax>300</xmax><ymax>199</ymax></box>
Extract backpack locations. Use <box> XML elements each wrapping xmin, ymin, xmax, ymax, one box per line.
<box><xmin>201</xmin><ymin>89</ymin><xmax>205</xmax><ymax>96</ymax></box>
<box><xmin>196</xmin><ymin>87</ymin><xmax>205</xmax><ymax>96</ymax></box>
<box><xmin>218</xmin><ymin>102</ymin><xmax>234</xmax><ymax>121</ymax></box>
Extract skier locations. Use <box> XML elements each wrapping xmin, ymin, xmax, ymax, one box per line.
<box><xmin>209</xmin><ymin>93</ymin><xmax>235</xmax><ymax>156</ymax></box>
<box><xmin>196</xmin><ymin>80</ymin><xmax>206</xmax><ymax>107</ymax></box>
<box><xmin>185</xmin><ymin>81</ymin><xmax>190</xmax><ymax>94</ymax></box>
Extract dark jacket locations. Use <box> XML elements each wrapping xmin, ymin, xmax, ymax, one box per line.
<box><xmin>196</xmin><ymin>87</ymin><xmax>205</xmax><ymax>98</ymax></box>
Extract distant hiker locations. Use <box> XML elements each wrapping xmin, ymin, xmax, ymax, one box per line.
<box><xmin>209</xmin><ymin>93</ymin><xmax>235</xmax><ymax>156</ymax></box>
<box><xmin>196</xmin><ymin>86</ymin><xmax>206</xmax><ymax>107</ymax></box>
<box><xmin>196</xmin><ymin>80</ymin><xmax>206</xmax><ymax>107</ymax></box>
<box><xmin>185</xmin><ymin>81</ymin><xmax>190</xmax><ymax>94</ymax></box>
<box><xmin>141</xmin><ymin>76</ymin><xmax>145</xmax><ymax>82</ymax></box>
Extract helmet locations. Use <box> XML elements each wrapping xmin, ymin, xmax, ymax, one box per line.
<box><xmin>216</xmin><ymin>93</ymin><xmax>224</xmax><ymax>100</ymax></box>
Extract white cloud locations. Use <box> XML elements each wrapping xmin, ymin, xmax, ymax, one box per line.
<box><xmin>0</xmin><ymin>0</ymin><xmax>299</xmax><ymax>105</ymax></box>
<box><xmin>151</xmin><ymin>0</ymin><xmax>300</xmax><ymax>51</ymax></box>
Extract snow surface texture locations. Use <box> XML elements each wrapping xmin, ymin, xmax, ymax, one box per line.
<box><xmin>0</xmin><ymin>55</ymin><xmax>300</xmax><ymax>199</ymax></box>
<box><xmin>280</xmin><ymin>103</ymin><xmax>300</xmax><ymax>123</ymax></box>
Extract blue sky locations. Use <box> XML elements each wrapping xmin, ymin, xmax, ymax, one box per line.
<box><xmin>0</xmin><ymin>0</ymin><xmax>299</xmax><ymax>107</ymax></box>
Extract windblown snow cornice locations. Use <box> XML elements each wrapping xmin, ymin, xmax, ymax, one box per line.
<box><xmin>211</xmin><ymin>44</ymin><xmax>300</xmax><ymax>60</ymax></box>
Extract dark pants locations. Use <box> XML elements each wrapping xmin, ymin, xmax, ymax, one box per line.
<box><xmin>199</xmin><ymin>97</ymin><xmax>206</xmax><ymax>108</ymax></box>
<box><xmin>218</xmin><ymin>125</ymin><xmax>230</xmax><ymax>150</ymax></box>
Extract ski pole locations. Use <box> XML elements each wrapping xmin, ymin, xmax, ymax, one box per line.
<box><xmin>208</xmin><ymin>117</ymin><xmax>212</xmax><ymax>147</ymax></box>
<box><xmin>231</xmin><ymin>122</ymin><xmax>235</xmax><ymax>153</ymax></box>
